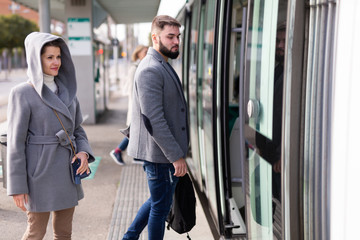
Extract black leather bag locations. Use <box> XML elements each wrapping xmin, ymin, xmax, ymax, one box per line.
<box><xmin>53</xmin><ymin>109</ymin><xmax>91</xmax><ymax>185</ymax></box>
<box><xmin>72</xmin><ymin>158</ymin><xmax>91</xmax><ymax>185</ymax></box>
<box><xmin>166</xmin><ymin>173</ymin><xmax>196</xmax><ymax>236</ymax></box>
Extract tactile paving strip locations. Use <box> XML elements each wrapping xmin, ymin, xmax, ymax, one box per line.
<box><xmin>107</xmin><ymin>164</ymin><xmax>149</xmax><ymax>240</ymax></box>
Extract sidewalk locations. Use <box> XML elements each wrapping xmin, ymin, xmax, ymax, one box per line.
<box><xmin>0</xmin><ymin>91</ymin><xmax>213</xmax><ymax>239</ymax></box>
<box><xmin>0</xmin><ymin>69</ymin><xmax>28</xmax><ymax>123</ymax></box>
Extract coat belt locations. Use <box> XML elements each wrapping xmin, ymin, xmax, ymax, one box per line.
<box><xmin>27</xmin><ymin>134</ymin><xmax>75</xmax><ymax>147</ymax></box>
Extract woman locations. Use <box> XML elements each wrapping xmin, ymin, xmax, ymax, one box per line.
<box><xmin>110</xmin><ymin>45</ymin><xmax>148</xmax><ymax>165</ymax></box>
<box><xmin>7</xmin><ymin>32</ymin><xmax>94</xmax><ymax>239</ymax></box>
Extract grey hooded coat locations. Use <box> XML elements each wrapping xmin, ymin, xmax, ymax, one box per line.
<box><xmin>6</xmin><ymin>32</ymin><xmax>94</xmax><ymax>212</ymax></box>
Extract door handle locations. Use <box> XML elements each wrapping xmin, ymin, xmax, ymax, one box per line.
<box><xmin>247</xmin><ymin>99</ymin><xmax>260</xmax><ymax>121</ymax></box>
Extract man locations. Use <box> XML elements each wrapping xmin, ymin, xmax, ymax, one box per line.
<box><xmin>272</xmin><ymin>23</ymin><xmax>285</xmax><ymax>176</ymax></box>
<box><xmin>122</xmin><ymin>15</ymin><xmax>189</xmax><ymax>240</ymax></box>
<box><xmin>255</xmin><ymin>23</ymin><xmax>285</xmax><ymax>202</ymax></box>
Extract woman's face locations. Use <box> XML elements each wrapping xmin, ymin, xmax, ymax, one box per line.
<box><xmin>138</xmin><ymin>47</ymin><xmax>148</xmax><ymax>60</ymax></box>
<box><xmin>41</xmin><ymin>46</ymin><xmax>61</xmax><ymax>76</ymax></box>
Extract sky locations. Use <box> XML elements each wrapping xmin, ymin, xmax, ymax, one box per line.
<box><xmin>115</xmin><ymin>0</ymin><xmax>186</xmax><ymax>45</ymax></box>
<box><xmin>157</xmin><ymin>0</ymin><xmax>187</xmax><ymax>17</ymax></box>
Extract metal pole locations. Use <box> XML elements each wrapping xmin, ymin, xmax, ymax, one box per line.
<box><xmin>114</xmin><ymin>25</ymin><xmax>119</xmax><ymax>83</ymax></box>
<box><xmin>39</xmin><ymin>0</ymin><xmax>51</xmax><ymax>33</ymax></box>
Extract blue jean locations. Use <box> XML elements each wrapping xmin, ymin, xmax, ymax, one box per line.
<box><xmin>118</xmin><ymin>137</ymin><xmax>129</xmax><ymax>151</ymax></box>
<box><xmin>122</xmin><ymin>161</ymin><xmax>179</xmax><ymax>240</ymax></box>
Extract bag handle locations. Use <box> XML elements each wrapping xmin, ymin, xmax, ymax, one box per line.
<box><xmin>53</xmin><ymin>109</ymin><xmax>77</xmax><ymax>158</ymax></box>
<box><xmin>27</xmin><ymin>82</ymin><xmax>77</xmax><ymax>157</ymax></box>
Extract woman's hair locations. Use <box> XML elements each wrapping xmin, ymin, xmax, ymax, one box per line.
<box><xmin>151</xmin><ymin>15</ymin><xmax>181</xmax><ymax>35</ymax></box>
<box><xmin>40</xmin><ymin>39</ymin><xmax>63</xmax><ymax>55</ymax></box>
<box><xmin>131</xmin><ymin>45</ymin><xmax>147</xmax><ymax>62</ymax></box>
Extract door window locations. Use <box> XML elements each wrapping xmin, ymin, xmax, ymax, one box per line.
<box><xmin>201</xmin><ymin>0</ymin><xmax>217</xmax><ymax>219</ymax></box>
<box><xmin>187</xmin><ymin>1</ymin><xmax>201</xmax><ymax>182</ymax></box>
<box><xmin>247</xmin><ymin>0</ymin><xmax>279</xmax><ymax>139</ymax></box>
<box><xmin>244</xmin><ymin>0</ymin><xmax>287</xmax><ymax>239</ymax></box>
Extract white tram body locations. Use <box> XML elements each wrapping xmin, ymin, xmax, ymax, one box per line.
<box><xmin>174</xmin><ymin>0</ymin><xmax>360</xmax><ymax>239</ymax></box>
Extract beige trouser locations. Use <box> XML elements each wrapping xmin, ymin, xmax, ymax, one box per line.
<box><xmin>22</xmin><ymin>207</ymin><xmax>75</xmax><ymax>240</ymax></box>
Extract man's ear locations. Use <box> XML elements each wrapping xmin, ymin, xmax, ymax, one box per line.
<box><xmin>152</xmin><ymin>33</ymin><xmax>158</xmax><ymax>44</ymax></box>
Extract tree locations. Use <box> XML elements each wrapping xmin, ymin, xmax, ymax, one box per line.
<box><xmin>0</xmin><ymin>15</ymin><xmax>38</xmax><ymax>75</ymax></box>
<box><xmin>0</xmin><ymin>14</ymin><xmax>38</xmax><ymax>49</ymax></box>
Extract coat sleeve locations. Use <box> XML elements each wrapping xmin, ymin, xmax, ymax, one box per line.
<box><xmin>7</xmin><ymin>88</ymin><xmax>31</xmax><ymax>196</ymax></box>
<box><xmin>136</xmin><ymin>65</ymin><xmax>184</xmax><ymax>162</ymax></box>
<box><xmin>73</xmin><ymin>98</ymin><xmax>95</xmax><ymax>163</ymax></box>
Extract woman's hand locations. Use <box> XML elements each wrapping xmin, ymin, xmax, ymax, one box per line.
<box><xmin>13</xmin><ymin>194</ymin><xmax>28</xmax><ymax>211</ymax></box>
<box><xmin>72</xmin><ymin>152</ymin><xmax>90</xmax><ymax>175</ymax></box>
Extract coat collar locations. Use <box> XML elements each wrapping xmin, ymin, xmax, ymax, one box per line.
<box><xmin>27</xmin><ymin>79</ymin><xmax>73</xmax><ymax>122</ymax></box>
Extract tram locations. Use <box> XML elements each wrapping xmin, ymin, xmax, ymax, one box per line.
<box><xmin>173</xmin><ymin>0</ymin><xmax>360</xmax><ymax>239</ymax></box>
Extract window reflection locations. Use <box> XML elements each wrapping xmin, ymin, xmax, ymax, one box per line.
<box><xmin>187</xmin><ymin>1</ymin><xmax>201</xmax><ymax>181</ymax></box>
<box><xmin>255</xmin><ymin>23</ymin><xmax>286</xmax><ymax>202</ymax></box>
<box><xmin>245</xmin><ymin>0</ymin><xmax>288</xmax><ymax>239</ymax></box>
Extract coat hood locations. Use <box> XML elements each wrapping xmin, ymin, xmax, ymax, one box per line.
<box><xmin>24</xmin><ymin>32</ymin><xmax>77</xmax><ymax>107</ymax></box>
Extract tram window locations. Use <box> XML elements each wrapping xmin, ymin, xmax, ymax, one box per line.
<box><xmin>229</xmin><ymin>0</ymin><xmax>247</xmax><ymax>105</ymax></box>
<box><xmin>201</xmin><ymin>0</ymin><xmax>218</xmax><ymax>222</ymax></box>
<box><xmin>187</xmin><ymin>0</ymin><xmax>201</xmax><ymax>180</ymax></box>
<box><xmin>228</xmin><ymin>0</ymin><xmax>246</xmax><ymax>180</ymax></box>
<box><xmin>228</xmin><ymin>0</ymin><xmax>247</xmax><ymax>139</ymax></box>
<box><xmin>244</xmin><ymin>0</ymin><xmax>288</xmax><ymax>239</ymax></box>
<box><xmin>229</xmin><ymin>32</ymin><xmax>241</xmax><ymax>104</ymax></box>
<box><xmin>247</xmin><ymin>1</ymin><xmax>280</xmax><ymax>139</ymax></box>
<box><xmin>227</xmin><ymin>1</ymin><xmax>249</xmax><ymax>232</ymax></box>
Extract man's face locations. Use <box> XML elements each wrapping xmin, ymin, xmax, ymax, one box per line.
<box><xmin>154</xmin><ymin>25</ymin><xmax>180</xmax><ymax>59</ymax></box>
<box><xmin>276</xmin><ymin>30</ymin><xmax>286</xmax><ymax>63</ymax></box>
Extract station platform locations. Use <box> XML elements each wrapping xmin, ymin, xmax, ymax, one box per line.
<box><xmin>0</xmin><ymin>87</ymin><xmax>213</xmax><ymax>239</ymax></box>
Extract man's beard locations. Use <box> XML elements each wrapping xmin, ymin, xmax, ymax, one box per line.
<box><xmin>159</xmin><ymin>38</ymin><xmax>179</xmax><ymax>59</ymax></box>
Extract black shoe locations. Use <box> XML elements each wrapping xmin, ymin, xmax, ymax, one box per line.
<box><xmin>110</xmin><ymin>150</ymin><xmax>125</xmax><ymax>165</ymax></box>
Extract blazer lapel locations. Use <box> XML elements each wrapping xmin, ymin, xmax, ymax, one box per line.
<box><xmin>148</xmin><ymin>48</ymin><xmax>187</xmax><ymax>105</ymax></box>
<box><xmin>162</xmin><ymin>61</ymin><xmax>187</xmax><ymax>105</ymax></box>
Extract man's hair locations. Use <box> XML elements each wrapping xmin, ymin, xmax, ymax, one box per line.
<box><xmin>151</xmin><ymin>15</ymin><xmax>181</xmax><ymax>34</ymax></box>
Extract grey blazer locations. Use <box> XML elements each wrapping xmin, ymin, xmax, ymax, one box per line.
<box><xmin>127</xmin><ymin>47</ymin><xmax>189</xmax><ymax>163</ymax></box>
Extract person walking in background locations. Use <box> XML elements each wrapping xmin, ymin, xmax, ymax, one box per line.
<box><xmin>7</xmin><ymin>32</ymin><xmax>94</xmax><ymax>239</ymax></box>
<box><xmin>110</xmin><ymin>45</ymin><xmax>148</xmax><ymax>165</ymax></box>
<box><xmin>122</xmin><ymin>15</ymin><xmax>189</xmax><ymax>240</ymax></box>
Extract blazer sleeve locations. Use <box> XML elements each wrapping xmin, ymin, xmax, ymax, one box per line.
<box><xmin>73</xmin><ymin>98</ymin><xmax>95</xmax><ymax>163</ymax></box>
<box><xmin>7</xmin><ymin>88</ymin><xmax>31</xmax><ymax>196</ymax></box>
<box><xmin>136</xmin><ymin>65</ymin><xmax>184</xmax><ymax>162</ymax></box>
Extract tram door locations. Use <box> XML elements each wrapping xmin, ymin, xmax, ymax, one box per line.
<box><xmin>187</xmin><ymin>0</ymin><xmax>202</xmax><ymax>190</ymax></box>
<box><xmin>187</xmin><ymin>0</ymin><xmax>219</xmax><ymax>225</ymax></box>
<box><xmin>199</xmin><ymin>0</ymin><xmax>218</xmax><ymax>223</ymax></box>
<box><xmin>243</xmin><ymin>0</ymin><xmax>288</xmax><ymax>239</ymax></box>
<box><xmin>225</xmin><ymin>0</ymin><xmax>248</xmax><ymax>236</ymax></box>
